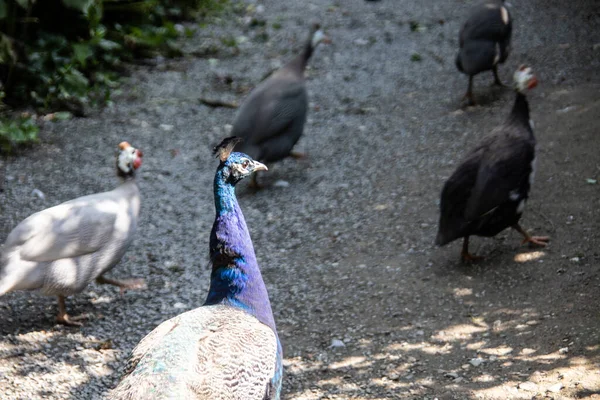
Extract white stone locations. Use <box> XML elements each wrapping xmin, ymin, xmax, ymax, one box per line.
<box><xmin>31</xmin><ymin>189</ymin><xmax>45</xmax><ymax>200</ymax></box>
<box><xmin>274</xmin><ymin>180</ymin><xmax>290</xmax><ymax>188</ymax></box>
<box><xmin>547</xmin><ymin>383</ymin><xmax>563</xmax><ymax>393</ymax></box>
<box><xmin>469</xmin><ymin>358</ymin><xmax>484</xmax><ymax>367</ymax></box>
<box><xmin>518</xmin><ymin>381</ymin><xmax>538</xmax><ymax>392</ymax></box>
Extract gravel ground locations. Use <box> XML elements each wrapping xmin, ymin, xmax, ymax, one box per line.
<box><xmin>1</xmin><ymin>0</ymin><xmax>599</xmax><ymax>399</ymax></box>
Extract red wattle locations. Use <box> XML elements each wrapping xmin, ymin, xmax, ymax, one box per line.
<box><xmin>528</xmin><ymin>77</ymin><xmax>538</xmax><ymax>89</ymax></box>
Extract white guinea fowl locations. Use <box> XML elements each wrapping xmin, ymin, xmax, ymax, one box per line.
<box><xmin>0</xmin><ymin>142</ymin><xmax>145</xmax><ymax>326</ymax></box>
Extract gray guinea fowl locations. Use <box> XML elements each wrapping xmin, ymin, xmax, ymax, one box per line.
<box><xmin>110</xmin><ymin>137</ymin><xmax>282</xmax><ymax>400</ymax></box>
<box><xmin>436</xmin><ymin>66</ymin><xmax>549</xmax><ymax>262</ymax></box>
<box><xmin>0</xmin><ymin>142</ymin><xmax>145</xmax><ymax>325</ymax></box>
<box><xmin>456</xmin><ymin>0</ymin><xmax>512</xmax><ymax>106</ymax></box>
<box><xmin>233</xmin><ymin>23</ymin><xmax>329</xmax><ymax>187</ymax></box>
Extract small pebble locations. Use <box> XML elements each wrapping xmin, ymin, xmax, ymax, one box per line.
<box><xmin>518</xmin><ymin>381</ymin><xmax>538</xmax><ymax>392</ymax></box>
<box><xmin>31</xmin><ymin>189</ymin><xmax>45</xmax><ymax>200</ymax></box>
<box><xmin>469</xmin><ymin>358</ymin><xmax>484</xmax><ymax>367</ymax></box>
<box><xmin>274</xmin><ymin>180</ymin><xmax>290</xmax><ymax>188</ymax></box>
<box><xmin>547</xmin><ymin>383</ymin><xmax>563</xmax><ymax>393</ymax></box>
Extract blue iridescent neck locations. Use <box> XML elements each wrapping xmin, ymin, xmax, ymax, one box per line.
<box><xmin>213</xmin><ymin>167</ymin><xmax>237</xmax><ymax>214</ymax></box>
<box><xmin>204</xmin><ymin>165</ymin><xmax>276</xmax><ymax>331</ymax></box>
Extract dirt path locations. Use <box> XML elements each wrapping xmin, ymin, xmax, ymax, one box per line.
<box><xmin>1</xmin><ymin>0</ymin><xmax>599</xmax><ymax>399</ymax></box>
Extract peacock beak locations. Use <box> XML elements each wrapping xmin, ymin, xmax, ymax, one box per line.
<box><xmin>252</xmin><ymin>160</ymin><xmax>268</xmax><ymax>172</ymax></box>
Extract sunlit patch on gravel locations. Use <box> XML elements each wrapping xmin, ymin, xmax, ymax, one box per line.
<box><xmin>514</xmin><ymin>250</ymin><xmax>546</xmax><ymax>262</ymax></box>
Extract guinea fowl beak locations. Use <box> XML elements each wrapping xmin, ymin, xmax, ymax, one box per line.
<box><xmin>252</xmin><ymin>161</ymin><xmax>268</xmax><ymax>172</ymax></box>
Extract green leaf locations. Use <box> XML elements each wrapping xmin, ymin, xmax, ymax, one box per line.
<box><xmin>0</xmin><ymin>34</ymin><xmax>16</xmax><ymax>63</ymax></box>
<box><xmin>0</xmin><ymin>115</ymin><xmax>39</xmax><ymax>151</ymax></box>
<box><xmin>0</xmin><ymin>1</ymin><xmax>7</xmax><ymax>20</ymax></box>
<box><xmin>53</xmin><ymin>111</ymin><xmax>72</xmax><ymax>120</ymax></box>
<box><xmin>61</xmin><ymin>0</ymin><xmax>94</xmax><ymax>14</ymax></box>
<box><xmin>98</xmin><ymin>39</ymin><xmax>121</xmax><ymax>51</ymax></box>
<box><xmin>14</xmin><ymin>0</ymin><xmax>33</xmax><ymax>9</ymax></box>
<box><xmin>72</xmin><ymin>43</ymin><xmax>93</xmax><ymax>67</ymax></box>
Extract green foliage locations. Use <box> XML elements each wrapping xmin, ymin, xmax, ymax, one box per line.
<box><xmin>62</xmin><ymin>0</ymin><xmax>95</xmax><ymax>13</ymax></box>
<box><xmin>120</xmin><ymin>21</ymin><xmax>182</xmax><ymax>58</ymax></box>
<box><xmin>219</xmin><ymin>34</ymin><xmax>236</xmax><ymax>48</ymax></box>
<box><xmin>0</xmin><ymin>114</ymin><xmax>39</xmax><ymax>151</ymax></box>
<box><xmin>0</xmin><ymin>0</ymin><xmax>228</xmax><ymax>118</ymax></box>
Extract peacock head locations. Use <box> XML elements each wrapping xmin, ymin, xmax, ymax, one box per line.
<box><xmin>117</xmin><ymin>141</ymin><xmax>143</xmax><ymax>177</ymax></box>
<box><xmin>310</xmin><ymin>23</ymin><xmax>331</xmax><ymax>50</ymax></box>
<box><xmin>213</xmin><ymin>137</ymin><xmax>267</xmax><ymax>185</ymax></box>
<box><xmin>513</xmin><ymin>65</ymin><xmax>538</xmax><ymax>93</ymax></box>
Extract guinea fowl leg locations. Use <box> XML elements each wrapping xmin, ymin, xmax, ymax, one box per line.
<box><xmin>492</xmin><ymin>66</ymin><xmax>504</xmax><ymax>86</ymax></box>
<box><xmin>56</xmin><ymin>295</ymin><xmax>83</xmax><ymax>326</ymax></box>
<box><xmin>96</xmin><ymin>275</ymin><xmax>147</xmax><ymax>295</ymax></box>
<box><xmin>513</xmin><ymin>224</ymin><xmax>550</xmax><ymax>247</ymax></box>
<box><xmin>461</xmin><ymin>236</ymin><xmax>483</xmax><ymax>263</ymax></box>
<box><xmin>462</xmin><ymin>76</ymin><xmax>476</xmax><ymax>106</ymax></box>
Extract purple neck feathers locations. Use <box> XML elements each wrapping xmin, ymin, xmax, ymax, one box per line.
<box><xmin>204</xmin><ymin>167</ymin><xmax>276</xmax><ymax>331</ymax></box>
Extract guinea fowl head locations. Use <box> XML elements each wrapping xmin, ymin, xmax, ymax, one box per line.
<box><xmin>514</xmin><ymin>65</ymin><xmax>538</xmax><ymax>93</ymax></box>
<box><xmin>310</xmin><ymin>23</ymin><xmax>330</xmax><ymax>49</ymax></box>
<box><xmin>117</xmin><ymin>141</ymin><xmax>143</xmax><ymax>177</ymax></box>
<box><xmin>213</xmin><ymin>137</ymin><xmax>267</xmax><ymax>185</ymax></box>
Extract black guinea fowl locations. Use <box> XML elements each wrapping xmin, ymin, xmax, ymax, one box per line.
<box><xmin>232</xmin><ymin>23</ymin><xmax>329</xmax><ymax>188</ymax></box>
<box><xmin>456</xmin><ymin>0</ymin><xmax>512</xmax><ymax>106</ymax></box>
<box><xmin>436</xmin><ymin>65</ymin><xmax>549</xmax><ymax>262</ymax></box>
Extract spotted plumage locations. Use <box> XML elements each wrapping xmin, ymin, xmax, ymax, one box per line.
<box><xmin>110</xmin><ymin>138</ymin><xmax>282</xmax><ymax>399</ymax></box>
<box><xmin>112</xmin><ymin>306</ymin><xmax>278</xmax><ymax>400</ymax></box>
<box><xmin>436</xmin><ymin>66</ymin><xmax>549</xmax><ymax>261</ymax></box>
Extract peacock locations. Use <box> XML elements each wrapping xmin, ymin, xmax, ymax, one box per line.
<box><xmin>110</xmin><ymin>137</ymin><xmax>282</xmax><ymax>399</ymax></box>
